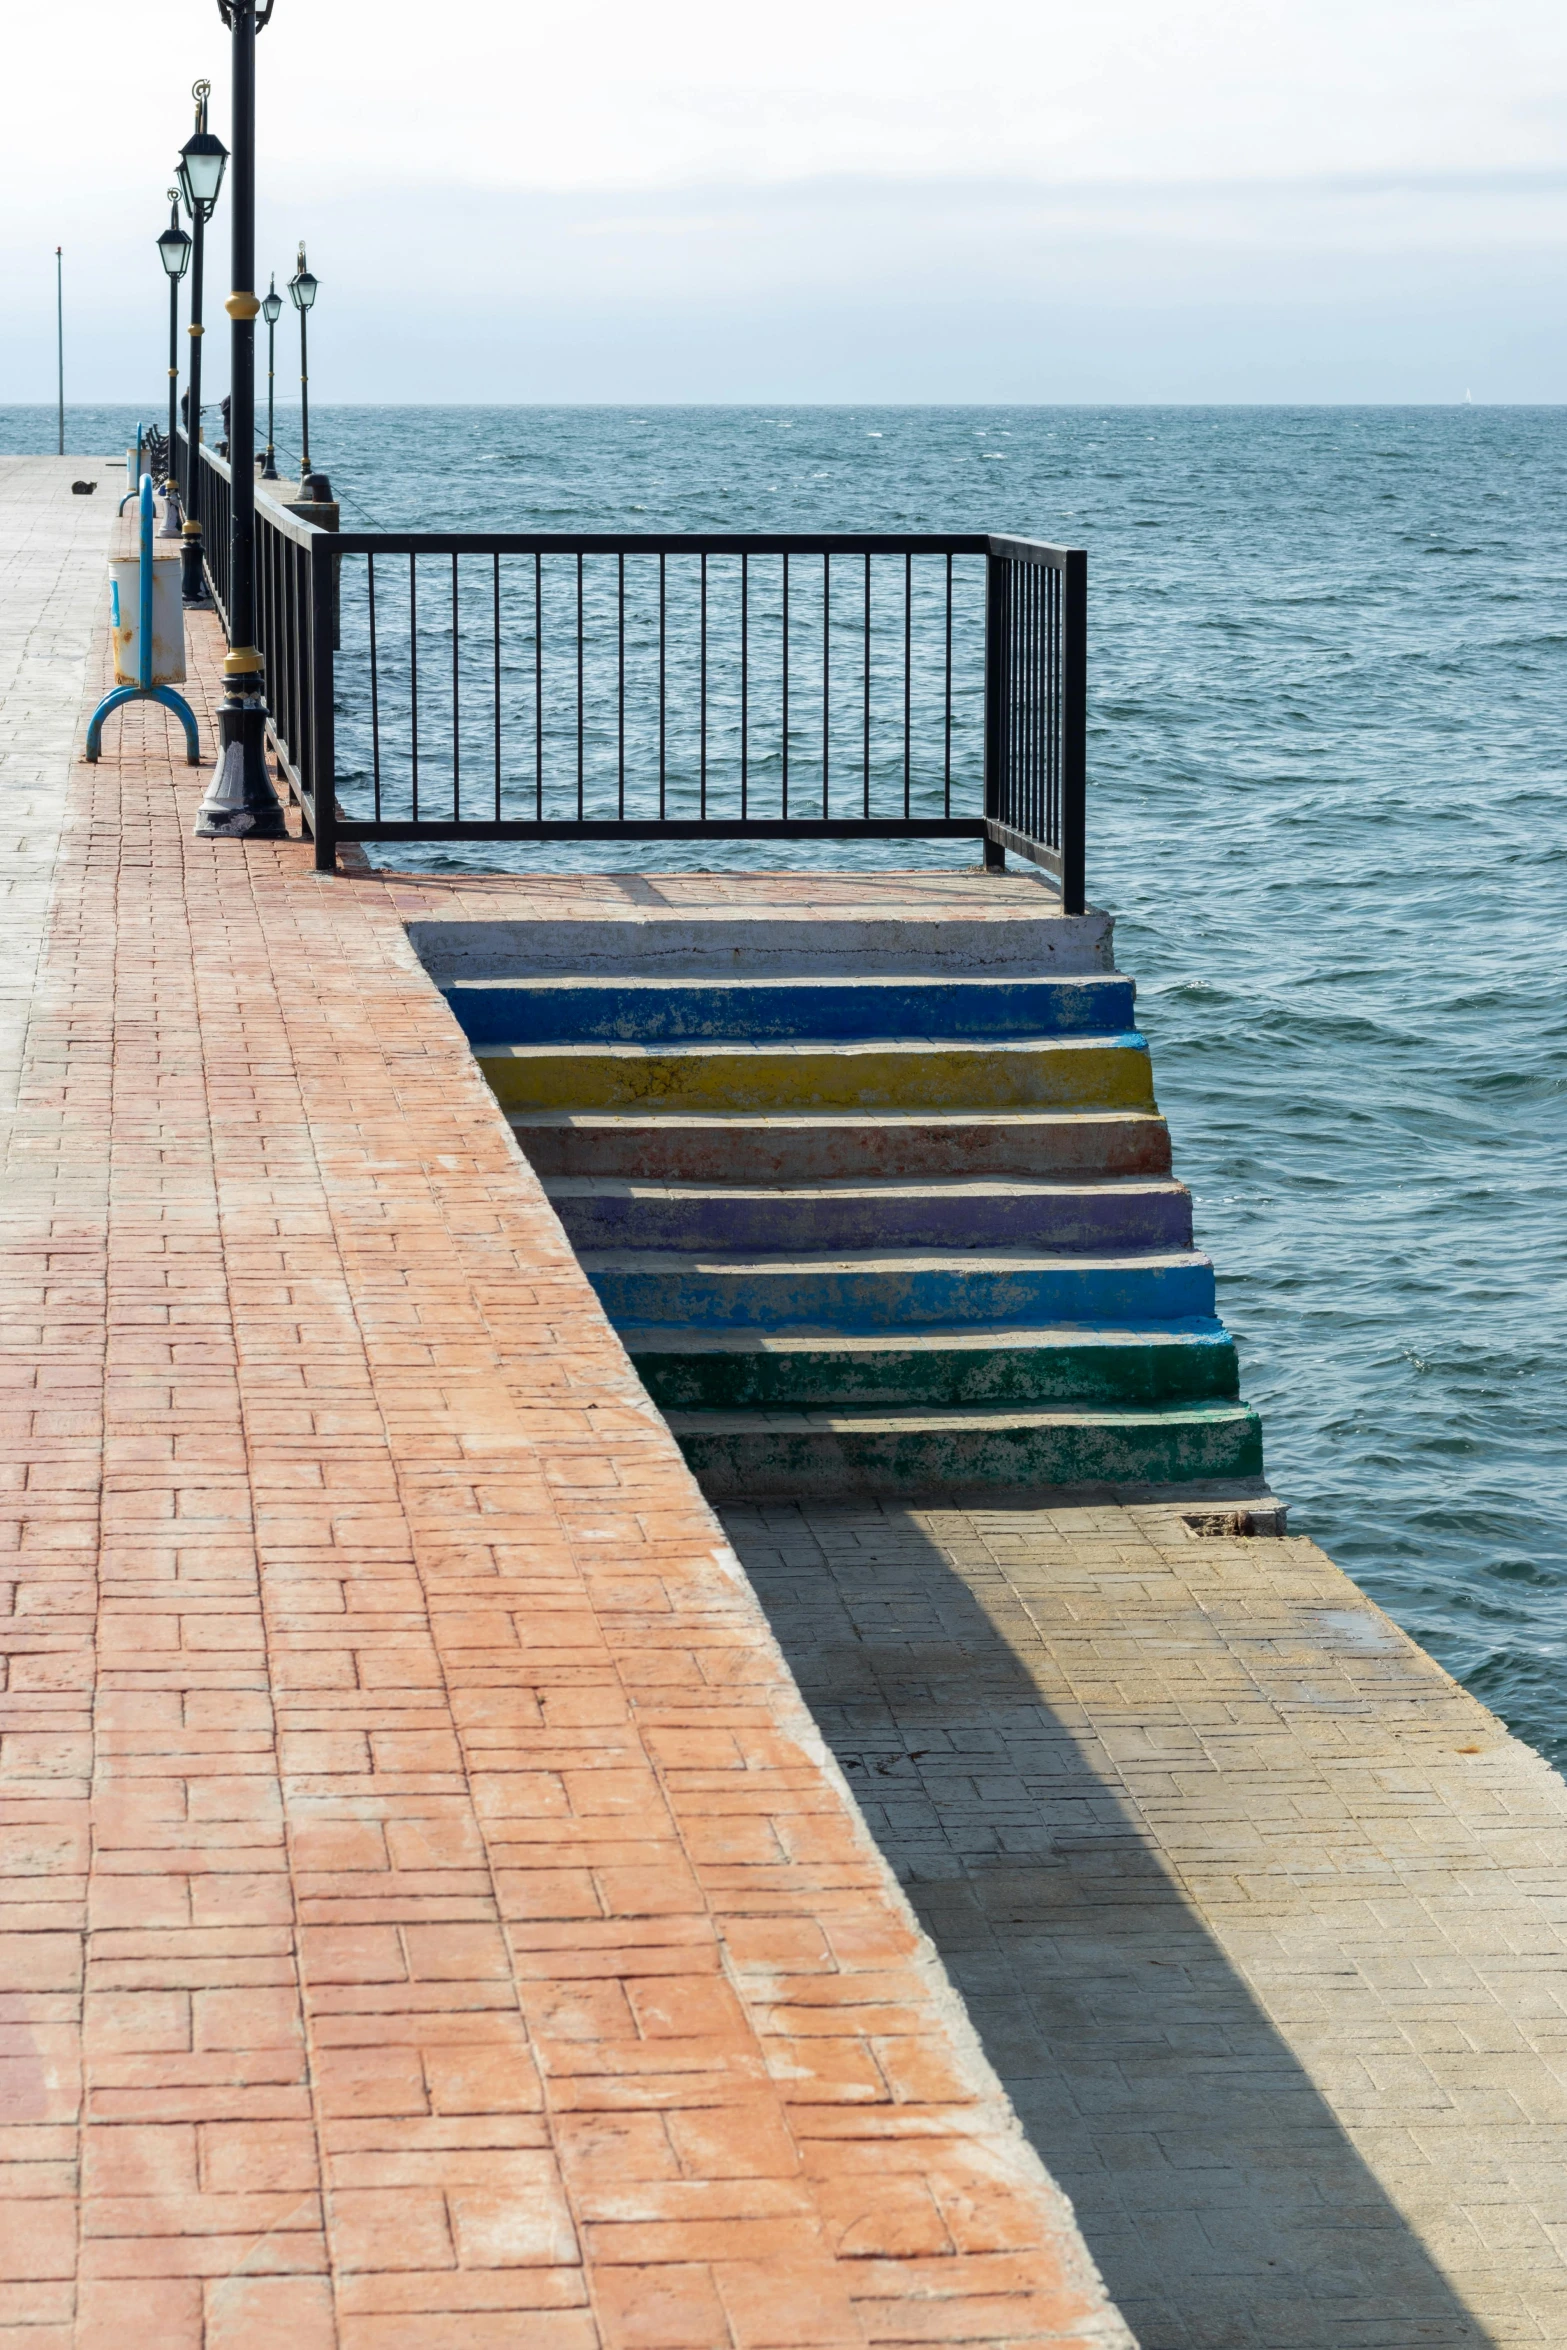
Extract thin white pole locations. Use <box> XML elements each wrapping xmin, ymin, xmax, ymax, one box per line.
<box><xmin>55</xmin><ymin>248</ymin><xmax>64</xmax><ymax>455</ymax></box>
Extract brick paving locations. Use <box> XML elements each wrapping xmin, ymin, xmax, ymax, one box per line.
<box><xmin>728</xmin><ymin>1499</ymin><xmax>1567</xmax><ymax>2349</ymax></box>
<box><xmin>0</xmin><ymin>461</ymin><xmax>1126</xmax><ymax>2347</ymax></box>
<box><xmin>0</xmin><ymin>458</ymin><xmax>116</xmax><ymax>1148</ymax></box>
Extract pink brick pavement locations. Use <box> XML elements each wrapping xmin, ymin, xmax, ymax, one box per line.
<box><xmin>0</xmin><ymin>596</ymin><xmax>1129</xmax><ymax>2348</ymax></box>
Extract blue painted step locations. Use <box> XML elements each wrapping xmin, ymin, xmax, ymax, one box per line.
<box><xmin>447</xmin><ymin>973</ymin><xmax>1136</xmax><ymax>1044</ymax></box>
<box><xmin>579</xmin><ymin>1247</ymin><xmax>1217</xmax><ymax>1332</ymax></box>
<box><xmin>546</xmin><ymin>1175</ymin><xmax>1193</xmax><ymax>1256</ymax></box>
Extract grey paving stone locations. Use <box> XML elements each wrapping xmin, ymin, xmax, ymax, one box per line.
<box><xmin>727</xmin><ymin>1495</ymin><xmax>1567</xmax><ymax>2346</ymax></box>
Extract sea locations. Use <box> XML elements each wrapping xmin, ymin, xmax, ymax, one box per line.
<box><xmin>7</xmin><ymin>401</ymin><xmax>1565</xmax><ymax>1768</ymax></box>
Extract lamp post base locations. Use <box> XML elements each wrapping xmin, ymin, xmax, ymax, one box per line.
<box><xmin>194</xmin><ymin>688</ymin><xmax>288</xmax><ymax>840</ymax></box>
<box><xmin>180</xmin><ymin>525</ymin><xmax>209</xmax><ymax>605</ymax></box>
<box><xmin>259</xmin><ymin>447</ymin><xmax>279</xmax><ymax>480</ymax></box>
<box><xmin>159</xmin><ymin>481</ymin><xmax>183</xmax><ymax>538</ymax></box>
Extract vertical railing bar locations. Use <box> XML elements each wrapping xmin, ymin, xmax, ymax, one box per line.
<box><xmin>740</xmin><ymin>551</ymin><xmax>749</xmax><ymax>819</ymax></box>
<box><xmin>367</xmin><ymin>551</ymin><xmax>381</xmax><ymax>821</ymax></box>
<box><xmin>493</xmin><ymin>551</ymin><xmax>501</xmax><ymax>821</ymax></box>
<box><xmin>658</xmin><ymin>553</ymin><xmax>667</xmax><ymax>821</ymax></box>
<box><xmin>617</xmin><ymin>551</ymin><xmax>626</xmax><ymax>820</ymax></box>
<box><xmin>451</xmin><ymin>550</ymin><xmax>460</xmax><ymax>821</ymax></box>
<box><xmin>903</xmin><ymin>549</ymin><xmax>912</xmax><ymax>818</ymax></box>
<box><xmin>943</xmin><ymin>552</ymin><xmax>952</xmax><ymax>817</ymax></box>
<box><xmin>576</xmin><ymin>551</ymin><xmax>585</xmax><ymax>822</ymax></box>
<box><xmin>1045</xmin><ymin>565</ymin><xmax>1054</xmax><ymax>845</ymax></box>
<box><xmin>1036</xmin><ymin>564</ymin><xmax>1045</xmax><ymax>844</ymax></box>
<box><xmin>1032</xmin><ymin>561</ymin><xmax>1040</xmax><ymax>841</ymax></box>
<box><xmin>1062</xmin><ymin>549</ymin><xmax>1087</xmax><ymax>914</ymax></box>
<box><xmin>699</xmin><ymin>551</ymin><xmax>708</xmax><ymax>820</ymax></box>
<box><xmin>309</xmin><ymin>531</ymin><xmax>338</xmax><ymax>871</ymax></box>
<box><xmin>822</xmin><ymin>551</ymin><xmax>830</xmax><ymax>818</ymax></box>
<box><xmin>781</xmin><ymin>553</ymin><xmax>789</xmax><ymax>818</ymax></box>
<box><xmin>862</xmin><ymin>552</ymin><xmax>871</xmax><ymax>818</ymax></box>
<box><xmin>1020</xmin><ymin>560</ymin><xmax>1029</xmax><ymax>836</ymax></box>
<box><xmin>1034</xmin><ymin>564</ymin><xmax>1043</xmax><ymax>844</ymax></box>
<box><xmin>982</xmin><ymin>549</ymin><xmax>1005</xmax><ymax>869</ymax></box>
<box><xmin>1018</xmin><ymin>560</ymin><xmax>1027</xmax><ymax>841</ymax></box>
<box><xmin>409</xmin><ymin>551</ymin><xmax>419</xmax><ymax>821</ymax></box>
<box><xmin>1052</xmin><ymin>563</ymin><xmax>1062</xmax><ymax>845</ymax></box>
<box><xmin>534</xmin><ymin>551</ymin><xmax>543</xmax><ymax>820</ymax></box>
<box><xmin>1043</xmin><ymin>565</ymin><xmax>1051</xmax><ymax>845</ymax></box>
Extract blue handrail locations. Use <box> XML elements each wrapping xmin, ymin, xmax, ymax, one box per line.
<box><xmin>86</xmin><ymin>475</ymin><xmax>201</xmax><ymax>766</ymax></box>
<box><xmin>117</xmin><ymin>425</ymin><xmax>146</xmax><ymax>516</ymax></box>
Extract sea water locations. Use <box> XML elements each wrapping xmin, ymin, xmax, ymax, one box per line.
<box><xmin>9</xmin><ymin>403</ymin><xmax>1565</xmax><ymax>1767</ymax></box>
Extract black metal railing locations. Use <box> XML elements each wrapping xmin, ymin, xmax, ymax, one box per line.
<box><xmin>180</xmin><ymin>433</ymin><xmax>333</xmax><ymax>827</ymax></box>
<box><xmin>181</xmin><ymin>441</ymin><xmax>1087</xmax><ymax>905</ymax></box>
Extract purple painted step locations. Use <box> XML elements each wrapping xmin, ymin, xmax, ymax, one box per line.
<box><xmin>513</xmin><ymin>1108</ymin><xmax>1173</xmax><ymax>1184</ymax></box>
<box><xmin>546</xmin><ymin>1175</ymin><xmax>1192</xmax><ymax>1256</ymax></box>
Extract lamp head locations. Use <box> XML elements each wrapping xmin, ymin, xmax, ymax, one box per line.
<box><xmin>178</xmin><ymin>128</ymin><xmax>228</xmax><ymax>216</ymax></box>
<box><xmin>261</xmin><ymin>275</ymin><xmax>283</xmax><ymax>325</ymax></box>
<box><xmin>289</xmin><ymin>245</ymin><xmax>318</xmax><ymax>311</ymax></box>
<box><xmin>158</xmin><ymin>220</ymin><xmax>193</xmax><ymax>281</ymax></box>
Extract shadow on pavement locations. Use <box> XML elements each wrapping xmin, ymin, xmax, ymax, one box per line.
<box><xmin>723</xmin><ymin>1498</ymin><xmax>1488</xmax><ymax>2350</ymax></box>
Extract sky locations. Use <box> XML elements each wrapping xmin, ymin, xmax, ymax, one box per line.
<box><xmin>3</xmin><ymin>0</ymin><xmax>1565</xmax><ymax>403</ymax></box>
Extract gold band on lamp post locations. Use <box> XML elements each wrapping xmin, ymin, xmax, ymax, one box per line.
<box><xmin>222</xmin><ymin>646</ymin><xmax>265</xmax><ymax>676</ymax></box>
<box><xmin>225</xmin><ymin>291</ymin><xmax>261</xmax><ymax>319</ymax></box>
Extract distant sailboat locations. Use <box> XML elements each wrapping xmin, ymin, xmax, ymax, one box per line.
<box><xmin>1464</xmin><ymin>389</ymin><xmax>1474</xmax><ymax>403</ymax></box>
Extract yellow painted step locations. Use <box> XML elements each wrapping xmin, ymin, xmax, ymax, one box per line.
<box><xmin>475</xmin><ymin>1035</ymin><xmax>1156</xmax><ymax>1115</ymax></box>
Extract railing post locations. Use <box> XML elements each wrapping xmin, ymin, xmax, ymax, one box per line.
<box><xmin>310</xmin><ymin>531</ymin><xmax>337</xmax><ymax>872</ymax></box>
<box><xmin>982</xmin><ymin>547</ymin><xmax>1007</xmax><ymax>871</ymax></box>
<box><xmin>1060</xmin><ymin>548</ymin><xmax>1087</xmax><ymax>915</ymax></box>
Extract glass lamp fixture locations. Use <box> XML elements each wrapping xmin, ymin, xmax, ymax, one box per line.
<box><xmin>261</xmin><ymin>278</ymin><xmax>283</xmax><ymax>325</ymax></box>
<box><xmin>158</xmin><ymin>220</ymin><xmax>192</xmax><ymax>280</ymax></box>
<box><xmin>289</xmin><ymin>264</ymin><xmax>318</xmax><ymax>312</ymax></box>
<box><xmin>178</xmin><ymin>127</ymin><xmax>229</xmax><ymax>216</ymax></box>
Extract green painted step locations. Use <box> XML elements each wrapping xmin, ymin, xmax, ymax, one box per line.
<box><xmin>512</xmin><ymin>1107</ymin><xmax>1173</xmax><ymax>1183</ymax></box>
<box><xmin>664</xmin><ymin>1400</ymin><xmax>1265</xmax><ymax>1498</ymax></box>
<box><xmin>627</xmin><ymin>1322</ymin><xmax>1241</xmax><ymax>1410</ymax></box>
<box><xmin>478</xmin><ymin>1033</ymin><xmax>1155</xmax><ymax>1115</ymax></box>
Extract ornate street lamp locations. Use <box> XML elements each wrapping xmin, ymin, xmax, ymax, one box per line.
<box><xmin>194</xmin><ymin>0</ymin><xmax>287</xmax><ymax>840</ymax></box>
<box><xmin>176</xmin><ymin>82</ymin><xmax>227</xmax><ymax>605</ymax></box>
<box><xmin>260</xmin><ymin>276</ymin><xmax>282</xmax><ymax>479</ymax></box>
<box><xmin>156</xmin><ymin>193</ymin><xmax>191</xmax><ymax>538</ymax></box>
<box><xmin>289</xmin><ymin>246</ymin><xmax>319</xmax><ymax>483</ymax></box>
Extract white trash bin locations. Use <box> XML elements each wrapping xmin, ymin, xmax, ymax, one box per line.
<box><xmin>109</xmin><ymin>556</ymin><xmax>187</xmax><ymax>686</ymax></box>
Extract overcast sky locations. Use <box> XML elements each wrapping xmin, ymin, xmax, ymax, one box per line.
<box><xmin>4</xmin><ymin>0</ymin><xmax>1565</xmax><ymax>401</ymax></box>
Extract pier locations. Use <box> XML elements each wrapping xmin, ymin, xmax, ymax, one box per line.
<box><xmin>5</xmin><ymin>450</ymin><xmax>1567</xmax><ymax>2348</ymax></box>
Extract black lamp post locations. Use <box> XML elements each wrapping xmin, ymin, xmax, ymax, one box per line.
<box><xmin>289</xmin><ymin>245</ymin><xmax>318</xmax><ymax>485</ymax></box>
<box><xmin>260</xmin><ymin>276</ymin><xmax>282</xmax><ymax>478</ymax></box>
<box><xmin>195</xmin><ymin>0</ymin><xmax>287</xmax><ymax>840</ymax></box>
<box><xmin>176</xmin><ymin>82</ymin><xmax>227</xmax><ymax>604</ymax></box>
<box><xmin>156</xmin><ymin>193</ymin><xmax>191</xmax><ymax>538</ymax></box>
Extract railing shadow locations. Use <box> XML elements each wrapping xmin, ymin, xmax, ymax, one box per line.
<box><xmin>723</xmin><ymin>1499</ymin><xmax>1488</xmax><ymax>2350</ymax></box>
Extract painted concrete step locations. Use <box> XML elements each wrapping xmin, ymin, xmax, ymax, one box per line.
<box><xmin>662</xmin><ymin>1400</ymin><xmax>1265</xmax><ymax>1497</ymax></box>
<box><xmin>579</xmin><ymin>1245</ymin><xmax>1216</xmax><ymax>1330</ymax></box>
<box><xmin>448</xmin><ymin>974</ymin><xmax>1136</xmax><ymax>1045</ymax></box>
<box><xmin>411</xmin><ymin>898</ymin><xmax>1115</xmax><ymax>984</ymax></box>
<box><xmin>513</xmin><ymin>1107</ymin><xmax>1173</xmax><ymax>1183</ymax></box>
<box><xmin>478</xmin><ymin>1034</ymin><xmax>1154</xmax><ymax>1116</ymax></box>
<box><xmin>547</xmin><ymin>1175</ymin><xmax>1193</xmax><ymax>1255</ymax></box>
<box><xmin>627</xmin><ymin>1320</ymin><xmax>1241</xmax><ymax>1410</ymax></box>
